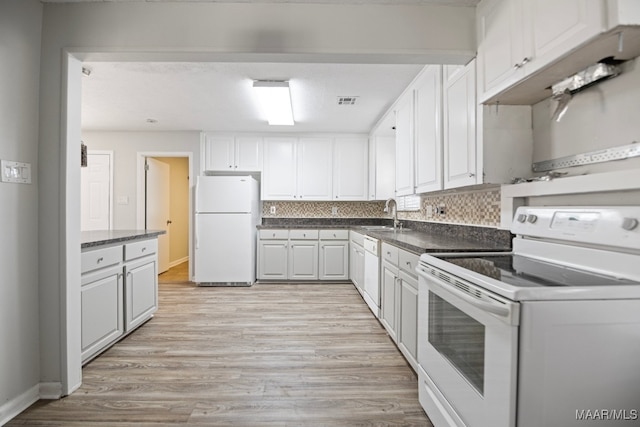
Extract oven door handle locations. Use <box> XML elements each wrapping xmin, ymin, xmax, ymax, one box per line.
<box><xmin>418</xmin><ymin>266</ymin><xmax>514</xmax><ymax>320</ymax></box>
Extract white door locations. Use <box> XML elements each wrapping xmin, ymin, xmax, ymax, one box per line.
<box><xmin>81</xmin><ymin>152</ymin><xmax>111</xmax><ymax>231</ymax></box>
<box><xmin>146</xmin><ymin>157</ymin><xmax>170</xmax><ymax>274</ymax></box>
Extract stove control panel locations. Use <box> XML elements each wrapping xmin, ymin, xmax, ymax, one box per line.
<box><xmin>512</xmin><ymin>207</ymin><xmax>640</xmax><ymax>251</ymax></box>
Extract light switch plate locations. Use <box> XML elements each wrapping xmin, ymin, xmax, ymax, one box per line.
<box><xmin>1</xmin><ymin>160</ymin><xmax>32</xmax><ymax>184</ymax></box>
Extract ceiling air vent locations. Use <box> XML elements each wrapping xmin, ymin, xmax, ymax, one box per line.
<box><xmin>337</xmin><ymin>96</ymin><xmax>358</xmax><ymax>105</ymax></box>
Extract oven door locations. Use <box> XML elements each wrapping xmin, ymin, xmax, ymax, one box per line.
<box><xmin>417</xmin><ymin>262</ymin><xmax>520</xmax><ymax>427</ymax></box>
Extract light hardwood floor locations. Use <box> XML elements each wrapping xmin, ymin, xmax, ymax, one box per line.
<box><xmin>9</xmin><ymin>262</ymin><xmax>432</xmax><ymax>426</ymax></box>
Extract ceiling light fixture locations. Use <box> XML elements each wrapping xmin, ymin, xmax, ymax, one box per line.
<box><xmin>252</xmin><ymin>80</ymin><xmax>294</xmax><ymax>126</ymax></box>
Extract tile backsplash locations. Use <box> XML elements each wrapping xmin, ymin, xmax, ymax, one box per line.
<box><xmin>262</xmin><ymin>187</ymin><xmax>502</xmax><ymax>228</ymax></box>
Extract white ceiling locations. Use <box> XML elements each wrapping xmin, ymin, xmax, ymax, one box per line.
<box><xmin>81</xmin><ymin>61</ymin><xmax>424</xmax><ymax>133</ymax></box>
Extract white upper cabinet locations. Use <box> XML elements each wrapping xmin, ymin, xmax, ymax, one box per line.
<box><xmin>333</xmin><ymin>137</ymin><xmax>368</xmax><ymax>201</ymax></box>
<box><xmin>394</xmin><ymin>94</ymin><xmax>414</xmax><ymax>197</ymax></box>
<box><xmin>203</xmin><ymin>134</ymin><xmax>262</xmax><ymax>172</ymax></box>
<box><xmin>477</xmin><ymin>0</ymin><xmax>526</xmax><ymax>101</ymax></box>
<box><xmin>262</xmin><ymin>137</ymin><xmax>298</xmax><ymax>200</ymax></box>
<box><xmin>414</xmin><ymin>65</ymin><xmax>443</xmax><ymax>194</ymax></box>
<box><xmin>368</xmin><ymin>135</ymin><xmax>395</xmax><ymax>201</ymax></box>
<box><xmin>477</xmin><ymin>0</ymin><xmax>640</xmax><ymax>104</ymax></box>
<box><xmin>524</xmin><ymin>0</ymin><xmax>604</xmax><ymax>76</ymax></box>
<box><xmin>444</xmin><ymin>59</ymin><xmax>477</xmax><ymax>189</ymax></box>
<box><xmin>234</xmin><ymin>136</ymin><xmax>263</xmax><ymax>171</ymax></box>
<box><xmin>297</xmin><ymin>137</ymin><xmax>333</xmax><ymax>201</ymax></box>
<box><xmin>261</xmin><ymin>135</ymin><xmax>368</xmax><ymax>201</ymax></box>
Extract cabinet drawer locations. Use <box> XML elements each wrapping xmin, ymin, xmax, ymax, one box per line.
<box><xmin>350</xmin><ymin>230</ymin><xmax>365</xmax><ymax>247</ymax></box>
<box><xmin>381</xmin><ymin>242</ymin><xmax>399</xmax><ymax>266</ymax></box>
<box><xmin>289</xmin><ymin>229</ymin><xmax>318</xmax><ymax>240</ymax></box>
<box><xmin>319</xmin><ymin>229</ymin><xmax>348</xmax><ymax>240</ymax></box>
<box><xmin>399</xmin><ymin>249</ymin><xmax>420</xmax><ymax>275</ymax></box>
<box><xmin>81</xmin><ymin>245</ymin><xmax>122</xmax><ymax>274</ymax></box>
<box><xmin>124</xmin><ymin>238</ymin><xmax>158</xmax><ymax>261</ymax></box>
<box><xmin>259</xmin><ymin>229</ymin><xmax>289</xmax><ymax>240</ymax></box>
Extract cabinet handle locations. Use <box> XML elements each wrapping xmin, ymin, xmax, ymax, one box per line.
<box><xmin>387</xmin><ymin>251</ymin><xmax>391</xmax><ymax>255</ymax></box>
<box><xmin>96</xmin><ymin>257</ymin><xmax>104</xmax><ymax>264</ymax></box>
<box><xmin>229</xmin><ymin>165</ymin><xmax>232</xmax><ymax>168</ymax></box>
<box><xmin>142</xmin><ymin>247</ymin><xmax>146</xmax><ymax>252</ymax></box>
<box><xmin>234</xmin><ymin>165</ymin><xmax>238</xmax><ymax>169</ymax></box>
<box><xmin>406</xmin><ymin>261</ymin><xmax>412</xmax><ymax>267</ymax></box>
<box><xmin>468</xmin><ymin>173</ymin><xmax>475</xmax><ymax>178</ymax></box>
<box><xmin>513</xmin><ymin>57</ymin><xmax>530</xmax><ymax>69</ymax></box>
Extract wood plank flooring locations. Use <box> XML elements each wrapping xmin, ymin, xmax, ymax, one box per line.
<box><xmin>8</xmin><ymin>262</ymin><xmax>432</xmax><ymax>426</ymax></box>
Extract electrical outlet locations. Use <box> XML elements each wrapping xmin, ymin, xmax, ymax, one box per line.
<box><xmin>436</xmin><ymin>205</ymin><xmax>446</xmax><ymax>216</ymax></box>
<box><xmin>331</xmin><ymin>206</ymin><xmax>338</xmax><ymax>216</ymax></box>
<box><xmin>425</xmin><ymin>205</ymin><xmax>433</xmax><ymax>219</ymax></box>
<box><xmin>270</xmin><ymin>206</ymin><xmax>277</xmax><ymax>215</ymax></box>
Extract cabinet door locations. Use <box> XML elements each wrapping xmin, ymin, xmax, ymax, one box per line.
<box><xmin>369</xmin><ymin>136</ymin><xmax>395</xmax><ymax>201</ymax></box>
<box><xmin>414</xmin><ymin>65</ymin><xmax>443</xmax><ymax>194</ymax></box>
<box><xmin>395</xmin><ymin>95</ymin><xmax>414</xmax><ymax>196</ymax></box>
<box><xmin>319</xmin><ymin>241</ymin><xmax>349</xmax><ymax>281</ymax></box>
<box><xmin>333</xmin><ymin>137</ymin><xmax>368</xmax><ymax>201</ymax></box>
<box><xmin>525</xmin><ymin>0</ymin><xmax>604</xmax><ymax>76</ymax></box>
<box><xmin>262</xmin><ymin>137</ymin><xmax>297</xmax><ymax>200</ymax></box>
<box><xmin>81</xmin><ymin>265</ymin><xmax>123</xmax><ymax>362</ymax></box>
<box><xmin>477</xmin><ymin>0</ymin><xmax>526</xmax><ymax>101</ymax></box>
<box><xmin>443</xmin><ymin>59</ymin><xmax>478</xmax><ymax>190</ymax></box>
<box><xmin>235</xmin><ymin>136</ymin><xmax>262</xmax><ymax>171</ymax></box>
<box><xmin>258</xmin><ymin>240</ymin><xmax>288</xmax><ymax>280</ymax></box>
<box><xmin>380</xmin><ymin>261</ymin><xmax>399</xmax><ymax>342</ymax></box>
<box><xmin>288</xmin><ymin>240</ymin><xmax>318</xmax><ymax>280</ymax></box>
<box><xmin>204</xmin><ymin>135</ymin><xmax>235</xmax><ymax>171</ymax></box>
<box><xmin>350</xmin><ymin>242</ymin><xmax>365</xmax><ymax>293</ymax></box>
<box><xmin>125</xmin><ymin>257</ymin><xmax>158</xmax><ymax>332</ymax></box>
<box><xmin>298</xmin><ymin>138</ymin><xmax>333</xmax><ymax>200</ymax></box>
<box><xmin>399</xmin><ymin>271</ymin><xmax>419</xmax><ymax>371</ymax></box>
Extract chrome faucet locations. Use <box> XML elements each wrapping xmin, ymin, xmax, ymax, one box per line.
<box><xmin>384</xmin><ymin>198</ymin><xmax>401</xmax><ymax>230</ymax></box>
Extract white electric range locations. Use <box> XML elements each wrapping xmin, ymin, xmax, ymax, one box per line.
<box><xmin>416</xmin><ymin>206</ymin><xmax>640</xmax><ymax>427</ymax></box>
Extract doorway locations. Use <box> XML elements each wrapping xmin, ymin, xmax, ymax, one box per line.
<box><xmin>138</xmin><ymin>153</ymin><xmax>191</xmax><ymax>277</ymax></box>
<box><xmin>80</xmin><ymin>151</ymin><xmax>113</xmax><ymax>231</ymax></box>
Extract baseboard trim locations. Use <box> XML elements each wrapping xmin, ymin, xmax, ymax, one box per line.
<box><xmin>168</xmin><ymin>256</ymin><xmax>189</xmax><ymax>269</ymax></box>
<box><xmin>0</xmin><ymin>384</ymin><xmax>39</xmax><ymax>426</ymax></box>
<box><xmin>39</xmin><ymin>382</ymin><xmax>63</xmax><ymax>400</ymax></box>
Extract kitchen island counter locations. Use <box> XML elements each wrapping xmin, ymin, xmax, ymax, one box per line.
<box><xmin>81</xmin><ymin>229</ymin><xmax>165</xmax><ymax>249</ymax></box>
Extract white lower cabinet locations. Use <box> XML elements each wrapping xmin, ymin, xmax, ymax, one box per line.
<box><xmin>349</xmin><ymin>231</ymin><xmax>366</xmax><ymax>294</ymax></box>
<box><xmin>319</xmin><ymin>230</ymin><xmax>349</xmax><ymax>281</ymax></box>
<box><xmin>288</xmin><ymin>240</ymin><xmax>319</xmax><ymax>280</ymax></box>
<box><xmin>257</xmin><ymin>229</ymin><xmax>289</xmax><ymax>280</ymax></box>
<box><xmin>81</xmin><ymin>264</ymin><xmax>123</xmax><ymax>362</ymax></box>
<box><xmin>379</xmin><ymin>241</ymin><xmax>420</xmax><ymax>372</ymax></box>
<box><xmin>399</xmin><ymin>270</ymin><xmax>419</xmax><ymax>372</ymax></box>
<box><xmin>124</xmin><ymin>256</ymin><xmax>158</xmax><ymax>332</ymax></box>
<box><xmin>380</xmin><ymin>259</ymin><xmax>399</xmax><ymax>342</ymax></box>
<box><xmin>258</xmin><ymin>229</ymin><xmax>349</xmax><ymax>282</ymax></box>
<box><xmin>81</xmin><ymin>237</ymin><xmax>159</xmax><ymax>364</ymax></box>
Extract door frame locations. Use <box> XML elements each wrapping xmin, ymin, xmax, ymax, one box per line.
<box><xmin>136</xmin><ymin>151</ymin><xmax>194</xmax><ymax>278</ymax></box>
<box><xmin>83</xmin><ymin>150</ymin><xmax>114</xmax><ymax>230</ymax></box>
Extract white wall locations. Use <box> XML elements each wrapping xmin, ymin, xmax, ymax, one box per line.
<box><xmin>37</xmin><ymin>0</ymin><xmax>476</xmax><ymax>392</ymax></box>
<box><xmin>532</xmin><ymin>56</ymin><xmax>640</xmax><ymax>176</ymax></box>
<box><xmin>0</xmin><ymin>0</ymin><xmax>42</xmax><ymax>421</ymax></box>
<box><xmin>81</xmin><ymin>131</ymin><xmax>200</xmax><ymax>229</ymax></box>
<box><xmin>157</xmin><ymin>157</ymin><xmax>190</xmax><ymax>266</ymax></box>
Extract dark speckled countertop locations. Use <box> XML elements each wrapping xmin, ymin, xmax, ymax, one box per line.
<box><xmin>258</xmin><ymin>219</ymin><xmax>512</xmax><ymax>254</ymax></box>
<box><xmin>81</xmin><ymin>230</ymin><xmax>166</xmax><ymax>249</ymax></box>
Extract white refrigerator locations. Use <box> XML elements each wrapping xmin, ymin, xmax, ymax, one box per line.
<box><xmin>194</xmin><ymin>176</ymin><xmax>260</xmax><ymax>285</ymax></box>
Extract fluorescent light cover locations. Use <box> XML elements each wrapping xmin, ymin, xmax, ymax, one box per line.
<box><xmin>253</xmin><ymin>80</ymin><xmax>294</xmax><ymax>126</ymax></box>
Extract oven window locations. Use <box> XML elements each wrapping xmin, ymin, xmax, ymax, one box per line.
<box><xmin>428</xmin><ymin>291</ymin><xmax>485</xmax><ymax>394</ymax></box>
